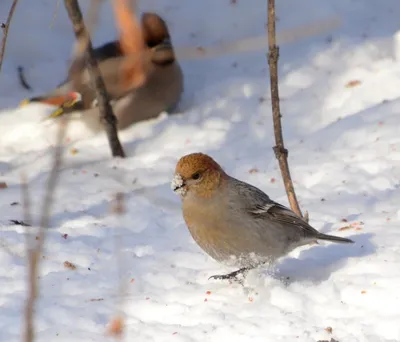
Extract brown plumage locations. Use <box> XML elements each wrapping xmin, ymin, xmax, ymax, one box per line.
<box><xmin>172</xmin><ymin>153</ymin><xmax>355</xmax><ymax>281</ymax></box>
<box><xmin>174</xmin><ymin>152</ymin><xmax>226</xmax><ymax>198</ymax></box>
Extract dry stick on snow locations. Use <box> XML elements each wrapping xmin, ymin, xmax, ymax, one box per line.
<box><xmin>266</xmin><ymin>0</ymin><xmax>307</xmax><ymax>221</ymax></box>
<box><xmin>22</xmin><ymin>118</ymin><xmax>68</xmax><ymax>342</ymax></box>
<box><xmin>0</xmin><ymin>0</ymin><xmax>19</xmax><ymax>74</ymax></box>
<box><xmin>17</xmin><ymin>66</ymin><xmax>32</xmax><ymax>90</ymax></box>
<box><xmin>64</xmin><ymin>0</ymin><xmax>126</xmax><ymax>158</ymax></box>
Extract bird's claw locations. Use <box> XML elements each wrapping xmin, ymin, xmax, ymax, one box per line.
<box><xmin>208</xmin><ymin>267</ymin><xmax>249</xmax><ymax>284</ymax></box>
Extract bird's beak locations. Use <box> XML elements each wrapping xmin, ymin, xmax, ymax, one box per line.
<box><xmin>171</xmin><ymin>173</ymin><xmax>186</xmax><ymax>195</ymax></box>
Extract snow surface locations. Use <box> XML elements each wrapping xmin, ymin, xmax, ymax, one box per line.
<box><xmin>1</xmin><ymin>0</ymin><xmax>400</xmax><ymax>341</ymax></box>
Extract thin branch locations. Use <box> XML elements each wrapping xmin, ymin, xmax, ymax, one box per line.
<box><xmin>0</xmin><ymin>0</ymin><xmax>19</xmax><ymax>74</ymax></box>
<box><xmin>92</xmin><ymin>16</ymin><xmax>341</xmax><ymax>70</ymax></box>
<box><xmin>23</xmin><ymin>118</ymin><xmax>68</xmax><ymax>342</ymax></box>
<box><xmin>174</xmin><ymin>16</ymin><xmax>341</xmax><ymax>60</ymax></box>
<box><xmin>95</xmin><ymin>16</ymin><xmax>340</xmax><ymax>84</ymax></box>
<box><xmin>64</xmin><ymin>0</ymin><xmax>125</xmax><ymax>158</ymax></box>
<box><xmin>21</xmin><ymin>173</ymin><xmax>32</xmax><ymax>247</ymax></box>
<box><xmin>34</xmin><ymin>16</ymin><xmax>340</xmax><ymax>100</ymax></box>
<box><xmin>49</xmin><ymin>0</ymin><xmax>61</xmax><ymax>29</ymax></box>
<box><xmin>71</xmin><ymin>0</ymin><xmax>104</xmax><ymax>58</ymax></box>
<box><xmin>267</xmin><ymin>0</ymin><xmax>304</xmax><ymax>219</ymax></box>
<box><xmin>17</xmin><ymin>66</ymin><xmax>32</xmax><ymax>90</ymax></box>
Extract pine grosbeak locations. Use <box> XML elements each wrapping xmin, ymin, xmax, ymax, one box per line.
<box><xmin>171</xmin><ymin>152</ymin><xmax>354</xmax><ymax>281</ymax></box>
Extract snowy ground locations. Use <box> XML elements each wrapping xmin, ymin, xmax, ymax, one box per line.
<box><xmin>1</xmin><ymin>0</ymin><xmax>400</xmax><ymax>341</ymax></box>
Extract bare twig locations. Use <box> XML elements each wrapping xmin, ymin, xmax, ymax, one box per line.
<box><xmin>17</xmin><ymin>66</ymin><xmax>32</xmax><ymax>90</ymax></box>
<box><xmin>10</xmin><ymin>219</ymin><xmax>31</xmax><ymax>226</ymax></box>
<box><xmin>175</xmin><ymin>17</ymin><xmax>340</xmax><ymax>60</ymax></box>
<box><xmin>38</xmin><ymin>123</ymin><xmax>67</xmax><ymax>231</ymax></box>
<box><xmin>64</xmin><ymin>0</ymin><xmax>125</xmax><ymax>158</ymax></box>
<box><xmin>21</xmin><ymin>177</ymin><xmax>34</xmax><ymax>342</ymax></box>
<box><xmin>0</xmin><ymin>0</ymin><xmax>19</xmax><ymax>74</ymax></box>
<box><xmin>36</xmin><ymin>15</ymin><xmax>340</xmax><ymax>100</ymax></box>
<box><xmin>267</xmin><ymin>0</ymin><xmax>305</xmax><ymax>219</ymax></box>
<box><xmin>23</xmin><ymin>118</ymin><xmax>68</xmax><ymax>342</ymax></box>
<box><xmin>49</xmin><ymin>0</ymin><xmax>61</xmax><ymax>29</ymax></box>
<box><xmin>71</xmin><ymin>0</ymin><xmax>104</xmax><ymax>58</ymax></box>
<box><xmin>21</xmin><ymin>172</ymin><xmax>33</xmax><ymax>255</ymax></box>
<box><xmin>96</xmin><ymin>16</ymin><xmax>341</xmax><ymax>73</ymax></box>
<box><xmin>87</xmin><ymin>16</ymin><xmax>340</xmax><ymax>88</ymax></box>
<box><xmin>85</xmin><ymin>0</ymin><xmax>104</xmax><ymax>39</ymax></box>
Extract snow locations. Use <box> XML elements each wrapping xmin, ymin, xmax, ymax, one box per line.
<box><xmin>1</xmin><ymin>0</ymin><xmax>400</xmax><ymax>341</ymax></box>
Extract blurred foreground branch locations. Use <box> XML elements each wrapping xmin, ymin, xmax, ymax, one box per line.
<box><xmin>64</xmin><ymin>0</ymin><xmax>125</xmax><ymax>158</ymax></box>
<box><xmin>267</xmin><ymin>0</ymin><xmax>307</xmax><ymax>221</ymax></box>
<box><xmin>0</xmin><ymin>0</ymin><xmax>19</xmax><ymax>74</ymax></box>
<box><xmin>106</xmin><ymin>192</ymin><xmax>127</xmax><ymax>340</ymax></box>
<box><xmin>23</xmin><ymin>119</ymin><xmax>68</xmax><ymax>342</ymax></box>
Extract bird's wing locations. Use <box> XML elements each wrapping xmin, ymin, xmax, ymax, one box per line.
<box><xmin>249</xmin><ymin>201</ymin><xmax>319</xmax><ymax>238</ymax></box>
<box><xmin>230</xmin><ymin>178</ymin><xmax>319</xmax><ymax>238</ymax></box>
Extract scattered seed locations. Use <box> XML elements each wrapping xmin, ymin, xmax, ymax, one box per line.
<box><xmin>107</xmin><ymin>316</ymin><xmax>124</xmax><ymax>337</ymax></box>
<box><xmin>345</xmin><ymin>80</ymin><xmax>361</xmax><ymax>88</ymax></box>
<box><xmin>90</xmin><ymin>298</ymin><xmax>104</xmax><ymax>302</ymax></box>
<box><xmin>64</xmin><ymin>261</ymin><xmax>76</xmax><ymax>270</ymax></box>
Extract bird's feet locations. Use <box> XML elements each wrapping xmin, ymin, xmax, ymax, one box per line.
<box><xmin>208</xmin><ymin>267</ymin><xmax>250</xmax><ymax>284</ymax></box>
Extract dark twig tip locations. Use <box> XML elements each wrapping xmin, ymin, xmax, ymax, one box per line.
<box><xmin>17</xmin><ymin>66</ymin><xmax>32</xmax><ymax>91</ymax></box>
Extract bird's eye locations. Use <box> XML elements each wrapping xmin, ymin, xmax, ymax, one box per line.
<box><xmin>191</xmin><ymin>172</ymin><xmax>201</xmax><ymax>180</ymax></box>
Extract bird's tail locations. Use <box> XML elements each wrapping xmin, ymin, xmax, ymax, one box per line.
<box><xmin>20</xmin><ymin>91</ymin><xmax>84</xmax><ymax>119</ymax></box>
<box><xmin>316</xmin><ymin>233</ymin><xmax>354</xmax><ymax>244</ymax></box>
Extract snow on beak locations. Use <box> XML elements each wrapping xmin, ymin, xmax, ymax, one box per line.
<box><xmin>171</xmin><ymin>173</ymin><xmax>187</xmax><ymax>195</ymax></box>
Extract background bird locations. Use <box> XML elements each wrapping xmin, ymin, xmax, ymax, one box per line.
<box><xmin>172</xmin><ymin>152</ymin><xmax>354</xmax><ymax>281</ymax></box>
<box><xmin>20</xmin><ymin>9</ymin><xmax>183</xmax><ymax>133</ymax></box>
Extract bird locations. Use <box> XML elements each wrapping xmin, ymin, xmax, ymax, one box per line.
<box><xmin>171</xmin><ymin>152</ymin><xmax>354</xmax><ymax>281</ymax></box>
<box><xmin>20</xmin><ymin>11</ymin><xmax>183</xmax><ymax>133</ymax></box>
